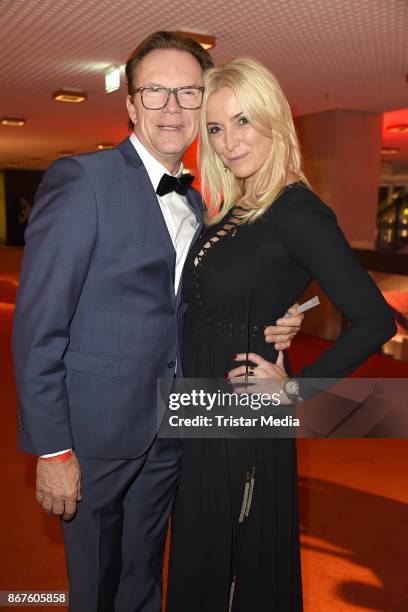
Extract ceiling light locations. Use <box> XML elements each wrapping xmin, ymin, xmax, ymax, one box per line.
<box><xmin>388</xmin><ymin>124</ymin><xmax>408</xmax><ymax>133</ymax></box>
<box><xmin>177</xmin><ymin>31</ymin><xmax>215</xmax><ymax>50</ymax></box>
<box><xmin>58</xmin><ymin>151</ymin><xmax>73</xmax><ymax>157</ymax></box>
<box><xmin>29</xmin><ymin>157</ymin><xmax>42</xmax><ymax>163</ymax></box>
<box><xmin>53</xmin><ymin>89</ymin><xmax>87</xmax><ymax>103</ymax></box>
<box><xmin>1</xmin><ymin>117</ymin><xmax>26</xmax><ymax>126</ymax></box>
<box><xmin>381</xmin><ymin>147</ymin><xmax>400</xmax><ymax>154</ymax></box>
<box><xmin>105</xmin><ymin>65</ymin><xmax>121</xmax><ymax>93</ymax></box>
<box><xmin>6</xmin><ymin>162</ymin><xmax>19</xmax><ymax>168</ymax></box>
<box><xmin>96</xmin><ymin>143</ymin><xmax>115</xmax><ymax>150</ymax></box>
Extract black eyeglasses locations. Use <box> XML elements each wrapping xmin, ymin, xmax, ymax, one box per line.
<box><xmin>134</xmin><ymin>86</ymin><xmax>205</xmax><ymax>110</ymax></box>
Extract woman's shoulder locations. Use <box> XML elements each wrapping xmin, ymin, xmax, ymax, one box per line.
<box><xmin>264</xmin><ymin>182</ymin><xmax>336</xmax><ymax>224</ymax></box>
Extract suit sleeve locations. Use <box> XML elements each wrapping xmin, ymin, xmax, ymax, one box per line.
<box><xmin>12</xmin><ymin>157</ymin><xmax>98</xmax><ymax>455</ymax></box>
<box><xmin>275</xmin><ymin>190</ymin><xmax>396</xmax><ymax>381</ymax></box>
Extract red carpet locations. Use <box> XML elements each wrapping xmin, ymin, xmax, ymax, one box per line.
<box><xmin>1</xmin><ymin>248</ymin><xmax>408</xmax><ymax>611</ymax></box>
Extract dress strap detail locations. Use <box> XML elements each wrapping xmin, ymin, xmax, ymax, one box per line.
<box><xmin>185</xmin><ymin>306</ymin><xmax>268</xmax><ymax>344</ymax></box>
<box><xmin>193</xmin><ymin>208</ymin><xmax>242</xmax><ymax>268</ymax></box>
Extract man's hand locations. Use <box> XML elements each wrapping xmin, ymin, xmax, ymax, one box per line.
<box><xmin>36</xmin><ymin>453</ymin><xmax>81</xmax><ymax>521</ymax></box>
<box><xmin>264</xmin><ymin>303</ymin><xmax>304</xmax><ymax>350</ymax></box>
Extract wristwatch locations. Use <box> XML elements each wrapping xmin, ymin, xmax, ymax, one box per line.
<box><xmin>282</xmin><ymin>377</ymin><xmax>303</xmax><ymax>405</ymax></box>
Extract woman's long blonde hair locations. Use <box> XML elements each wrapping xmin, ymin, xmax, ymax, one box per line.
<box><xmin>199</xmin><ymin>57</ymin><xmax>309</xmax><ymax>225</ymax></box>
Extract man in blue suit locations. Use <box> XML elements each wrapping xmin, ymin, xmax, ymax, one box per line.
<box><xmin>12</xmin><ymin>31</ymin><xmax>302</xmax><ymax>611</ymax></box>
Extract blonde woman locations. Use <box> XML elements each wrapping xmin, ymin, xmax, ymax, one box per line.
<box><xmin>166</xmin><ymin>59</ymin><xmax>396</xmax><ymax>612</ymax></box>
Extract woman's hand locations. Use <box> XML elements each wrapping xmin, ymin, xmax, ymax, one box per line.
<box><xmin>227</xmin><ymin>351</ymin><xmax>287</xmax><ymax>380</ymax></box>
<box><xmin>227</xmin><ymin>352</ymin><xmax>291</xmax><ymax>402</ymax></box>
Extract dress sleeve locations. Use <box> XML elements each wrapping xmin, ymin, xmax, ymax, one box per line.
<box><xmin>274</xmin><ymin>188</ymin><xmax>396</xmax><ymax>380</ymax></box>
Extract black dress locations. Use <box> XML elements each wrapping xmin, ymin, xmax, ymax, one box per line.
<box><xmin>166</xmin><ymin>183</ymin><xmax>396</xmax><ymax>612</ymax></box>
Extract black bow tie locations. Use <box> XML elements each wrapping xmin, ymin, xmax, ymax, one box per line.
<box><xmin>156</xmin><ymin>173</ymin><xmax>194</xmax><ymax>197</ymax></box>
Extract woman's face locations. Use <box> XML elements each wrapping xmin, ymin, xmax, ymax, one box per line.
<box><xmin>206</xmin><ymin>87</ymin><xmax>271</xmax><ymax>183</ymax></box>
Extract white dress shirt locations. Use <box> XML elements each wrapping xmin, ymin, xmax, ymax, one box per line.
<box><xmin>42</xmin><ymin>135</ymin><xmax>198</xmax><ymax>457</ymax></box>
<box><xmin>129</xmin><ymin>133</ymin><xmax>198</xmax><ymax>293</ymax></box>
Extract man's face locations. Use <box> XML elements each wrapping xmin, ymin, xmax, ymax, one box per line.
<box><xmin>126</xmin><ymin>49</ymin><xmax>203</xmax><ymax>172</ymax></box>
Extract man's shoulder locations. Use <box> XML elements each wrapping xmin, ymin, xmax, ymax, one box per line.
<box><xmin>46</xmin><ymin>146</ymin><xmax>124</xmax><ymax>177</ymax></box>
<box><xmin>39</xmin><ymin>144</ymin><xmax>131</xmax><ymax>201</ymax></box>
<box><xmin>71</xmin><ymin>146</ymin><xmax>124</xmax><ymax>171</ymax></box>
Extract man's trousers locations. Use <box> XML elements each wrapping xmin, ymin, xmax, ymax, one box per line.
<box><xmin>63</xmin><ymin>437</ymin><xmax>181</xmax><ymax>612</ymax></box>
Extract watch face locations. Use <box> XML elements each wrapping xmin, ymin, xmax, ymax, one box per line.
<box><xmin>285</xmin><ymin>379</ymin><xmax>299</xmax><ymax>395</ymax></box>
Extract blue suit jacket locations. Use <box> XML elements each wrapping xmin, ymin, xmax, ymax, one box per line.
<box><xmin>12</xmin><ymin>138</ymin><xmax>204</xmax><ymax>458</ymax></box>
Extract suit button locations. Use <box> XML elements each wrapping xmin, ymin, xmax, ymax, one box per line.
<box><xmin>167</xmin><ymin>361</ymin><xmax>176</xmax><ymax>368</ymax></box>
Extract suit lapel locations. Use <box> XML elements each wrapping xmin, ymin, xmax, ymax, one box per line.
<box><xmin>185</xmin><ymin>188</ymin><xmax>204</xmax><ymax>226</ymax></box>
<box><xmin>117</xmin><ymin>138</ymin><xmax>206</xmax><ymax>307</ymax></box>
<box><xmin>117</xmin><ymin>138</ymin><xmax>176</xmax><ymax>282</ymax></box>
<box><xmin>175</xmin><ymin>188</ymin><xmax>205</xmax><ymax>309</ymax></box>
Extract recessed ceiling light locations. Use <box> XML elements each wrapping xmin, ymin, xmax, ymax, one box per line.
<box><xmin>58</xmin><ymin>151</ymin><xmax>74</xmax><ymax>157</ymax></box>
<box><xmin>6</xmin><ymin>162</ymin><xmax>19</xmax><ymax>168</ymax></box>
<box><xmin>388</xmin><ymin>124</ymin><xmax>408</xmax><ymax>133</ymax></box>
<box><xmin>53</xmin><ymin>89</ymin><xmax>87</xmax><ymax>103</ymax></box>
<box><xmin>177</xmin><ymin>31</ymin><xmax>215</xmax><ymax>50</ymax></box>
<box><xmin>381</xmin><ymin>147</ymin><xmax>400</xmax><ymax>154</ymax></box>
<box><xmin>29</xmin><ymin>157</ymin><xmax>42</xmax><ymax>163</ymax></box>
<box><xmin>1</xmin><ymin>116</ymin><xmax>26</xmax><ymax>126</ymax></box>
<box><xmin>96</xmin><ymin>143</ymin><xmax>115</xmax><ymax>150</ymax></box>
<box><xmin>105</xmin><ymin>65</ymin><xmax>121</xmax><ymax>93</ymax></box>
